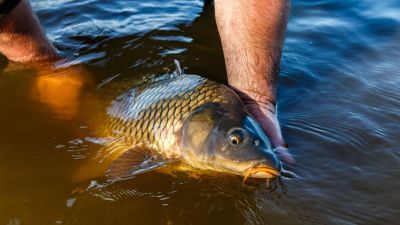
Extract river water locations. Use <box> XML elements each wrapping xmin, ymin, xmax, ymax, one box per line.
<box><xmin>0</xmin><ymin>0</ymin><xmax>399</xmax><ymax>224</ymax></box>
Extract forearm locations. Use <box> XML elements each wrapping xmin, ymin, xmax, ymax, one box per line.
<box><xmin>215</xmin><ymin>0</ymin><xmax>289</xmax><ymax>105</ymax></box>
<box><xmin>0</xmin><ymin>0</ymin><xmax>57</xmax><ymax>62</ymax></box>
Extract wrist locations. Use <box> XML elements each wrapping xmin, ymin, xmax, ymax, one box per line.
<box><xmin>229</xmin><ymin>82</ymin><xmax>277</xmax><ymax>107</ymax></box>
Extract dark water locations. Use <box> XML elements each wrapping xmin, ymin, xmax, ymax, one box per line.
<box><xmin>1</xmin><ymin>0</ymin><xmax>399</xmax><ymax>224</ymax></box>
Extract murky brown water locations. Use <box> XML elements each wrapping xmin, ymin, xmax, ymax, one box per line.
<box><xmin>1</xmin><ymin>0</ymin><xmax>400</xmax><ymax>224</ymax></box>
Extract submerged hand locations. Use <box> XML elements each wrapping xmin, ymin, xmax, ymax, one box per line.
<box><xmin>243</xmin><ymin>100</ymin><xmax>295</xmax><ymax>164</ymax></box>
<box><xmin>32</xmin><ymin>65</ymin><xmax>92</xmax><ymax>120</ymax></box>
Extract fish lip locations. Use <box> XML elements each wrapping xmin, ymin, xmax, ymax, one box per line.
<box><xmin>244</xmin><ymin>164</ymin><xmax>281</xmax><ymax>179</ymax></box>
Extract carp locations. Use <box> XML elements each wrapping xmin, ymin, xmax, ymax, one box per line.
<box><xmin>83</xmin><ymin>61</ymin><xmax>282</xmax><ymax>182</ymax></box>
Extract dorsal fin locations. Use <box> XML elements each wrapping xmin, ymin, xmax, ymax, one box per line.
<box><xmin>173</xmin><ymin>60</ymin><xmax>184</xmax><ymax>76</ymax></box>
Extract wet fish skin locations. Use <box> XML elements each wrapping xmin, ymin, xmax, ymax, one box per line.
<box><xmin>106</xmin><ymin>74</ymin><xmax>238</xmax><ymax>157</ymax></box>
<box><xmin>104</xmin><ymin>72</ymin><xmax>281</xmax><ymax>179</ymax></box>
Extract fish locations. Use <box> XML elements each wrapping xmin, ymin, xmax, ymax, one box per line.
<box><xmin>88</xmin><ymin>61</ymin><xmax>281</xmax><ymax>182</ymax></box>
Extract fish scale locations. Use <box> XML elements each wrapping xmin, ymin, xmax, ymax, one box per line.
<box><xmin>106</xmin><ymin>74</ymin><xmax>239</xmax><ymax>158</ymax></box>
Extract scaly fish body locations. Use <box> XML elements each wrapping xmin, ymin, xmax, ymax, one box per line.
<box><xmin>93</xmin><ymin>63</ymin><xmax>282</xmax><ymax>180</ymax></box>
<box><xmin>106</xmin><ymin>74</ymin><xmax>238</xmax><ymax>159</ymax></box>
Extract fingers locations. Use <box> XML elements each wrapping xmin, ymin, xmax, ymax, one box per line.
<box><xmin>256</xmin><ymin>109</ymin><xmax>295</xmax><ymax>164</ymax></box>
<box><xmin>245</xmin><ymin>102</ymin><xmax>284</xmax><ymax>147</ymax></box>
<box><xmin>274</xmin><ymin>146</ymin><xmax>296</xmax><ymax>164</ymax></box>
<box><xmin>244</xmin><ymin>102</ymin><xmax>295</xmax><ymax>164</ymax></box>
<box><xmin>258</xmin><ymin>108</ymin><xmax>285</xmax><ymax>147</ymax></box>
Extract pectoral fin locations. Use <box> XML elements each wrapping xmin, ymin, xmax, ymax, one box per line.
<box><xmin>106</xmin><ymin>146</ymin><xmax>168</xmax><ymax>179</ymax></box>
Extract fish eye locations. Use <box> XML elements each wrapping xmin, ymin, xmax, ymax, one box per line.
<box><xmin>227</xmin><ymin>128</ymin><xmax>246</xmax><ymax>146</ymax></box>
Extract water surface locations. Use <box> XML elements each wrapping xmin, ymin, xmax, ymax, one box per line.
<box><xmin>1</xmin><ymin>0</ymin><xmax>399</xmax><ymax>224</ymax></box>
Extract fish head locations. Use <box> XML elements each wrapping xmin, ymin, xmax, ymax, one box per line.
<box><xmin>180</xmin><ymin>102</ymin><xmax>281</xmax><ymax>179</ymax></box>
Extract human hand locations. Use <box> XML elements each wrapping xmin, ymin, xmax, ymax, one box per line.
<box><xmin>32</xmin><ymin>64</ymin><xmax>92</xmax><ymax>120</ymax></box>
<box><xmin>243</xmin><ymin>100</ymin><xmax>295</xmax><ymax>164</ymax></box>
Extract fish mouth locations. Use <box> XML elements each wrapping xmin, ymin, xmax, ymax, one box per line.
<box><xmin>242</xmin><ymin>165</ymin><xmax>280</xmax><ymax>184</ymax></box>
